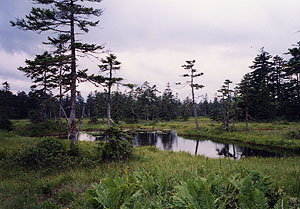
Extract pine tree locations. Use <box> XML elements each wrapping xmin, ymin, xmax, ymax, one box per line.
<box><xmin>237</xmin><ymin>74</ymin><xmax>252</xmax><ymax>130</ymax></box>
<box><xmin>217</xmin><ymin>79</ymin><xmax>233</xmax><ymax>131</ymax></box>
<box><xmin>91</xmin><ymin>54</ymin><xmax>122</xmax><ymax>128</ymax></box>
<box><xmin>11</xmin><ymin>0</ymin><xmax>103</xmax><ymax>143</ymax></box>
<box><xmin>136</xmin><ymin>81</ymin><xmax>159</xmax><ymax>121</ymax></box>
<box><xmin>159</xmin><ymin>83</ymin><xmax>178</xmax><ymax>121</ymax></box>
<box><xmin>0</xmin><ymin>82</ymin><xmax>13</xmax><ymax>130</ymax></box>
<box><xmin>177</xmin><ymin>60</ymin><xmax>204</xmax><ymax>129</ymax></box>
<box><xmin>18</xmin><ymin>52</ymin><xmax>60</xmax><ymax>122</ymax></box>
<box><xmin>249</xmin><ymin>48</ymin><xmax>273</xmax><ymax>121</ymax></box>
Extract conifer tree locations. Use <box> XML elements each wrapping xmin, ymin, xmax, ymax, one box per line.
<box><xmin>177</xmin><ymin>60</ymin><xmax>204</xmax><ymax>129</ymax></box>
<box><xmin>0</xmin><ymin>82</ymin><xmax>13</xmax><ymax>130</ymax></box>
<box><xmin>95</xmin><ymin>54</ymin><xmax>122</xmax><ymax>128</ymax></box>
<box><xmin>11</xmin><ymin>0</ymin><xmax>103</xmax><ymax>143</ymax></box>
<box><xmin>218</xmin><ymin>79</ymin><xmax>233</xmax><ymax>131</ymax></box>
<box><xmin>236</xmin><ymin>74</ymin><xmax>252</xmax><ymax>130</ymax></box>
<box><xmin>18</xmin><ymin>52</ymin><xmax>61</xmax><ymax>122</ymax></box>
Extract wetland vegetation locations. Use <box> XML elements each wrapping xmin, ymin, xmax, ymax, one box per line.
<box><xmin>1</xmin><ymin>0</ymin><xmax>300</xmax><ymax>208</ymax></box>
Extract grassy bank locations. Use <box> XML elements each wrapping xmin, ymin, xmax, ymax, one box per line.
<box><xmin>12</xmin><ymin>117</ymin><xmax>300</xmax><ymax>151</ymax></box>
<box><xmin>115</xmin><ymin>117</ymin><xmax>300</xmax><ymax>150</ymax></box>
<box><xmin>0</xmin><ymin>131</ymin><xmax>300</xmax><ymax>208</ymax></box>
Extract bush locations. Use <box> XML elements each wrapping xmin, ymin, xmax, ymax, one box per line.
<box><xmin>19</xmin><ymin>137</ymin><xmax>68</xmax><ymax>167</ymax></box>
<box><xmin>0</xmin><ymin>118</ymin><xmax>13</xmax><ymax>131</ymax></box>
<box><xmin>57</xmin><ymin>190</ymin><xmax>77</xmax><ymax>205</ymax></box>
<box><xmin>102</xmin><ymin>127</ymin><xmax>134</xmax><ymax>161</ymax></box>
<box><xmin>18</xmin><ymin>120</ymin><xmax>66</xmax><ymax>137</ymax></box>
<box><xmin>88</xmin><ymin>116</ymin><xmax>98</xmax><ymax>124</ymax></box>
<box><xmin>288</xmin><ymin>129</ymin><xmax>300</xmax><ymax>139</ymax></box>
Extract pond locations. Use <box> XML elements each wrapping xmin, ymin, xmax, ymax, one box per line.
<box><xmin>78</xmin><ymin>131</ymin><xmax>298</xmax><ymax>159</ymax></box>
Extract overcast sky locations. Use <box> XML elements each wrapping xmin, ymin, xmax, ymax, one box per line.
<box><xmin>1</xmin><ymin>0</ymin><xmax>300</xmax><ymax>101</ymax></box>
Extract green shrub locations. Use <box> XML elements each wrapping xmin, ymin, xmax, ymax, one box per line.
<box><xmin>0</xmin><ymin>118</ymin><xmax>13</xmax><ymax>131</ymax></box>
<box><xmin>287</xmin><ymin>129</ymin><xmax>300</xmax><ymax>139</ymax></box>
<box><xmin>19</xmin><ymin>137</ymin><xmax>68</xmax><ymax>167</ymax></box>
<box><xmin>88</xmin><ymin>116</ymin><xmax>98</xmax><ymax>124</ymax></box>
<box><xmin>57</xmin><ymin>190</ymin><xmax>77</xmax><ymax>205</ymax></box>
<box><xmin>87</xmin><ymin>168</ymin><xmax>289</xmax><ymax>209</ymax></box>
<box><xmin>102</xmin><ymin>127</ymin><xmax>134</xmax><ymax>161</ymax></box>
<box><xmin>41</xmin><ymin>181</ymin><xmax>56</xmax><ymax>195</ymax></box>
<box><xmin>17</xmin><ymin>120</ymin><xmax>66</xmax><ymax>137</ymax></box>
<box><xmin>39</xmin><ymin>200</ymin><xmax>60</xmax><ymax>209</ymax></box>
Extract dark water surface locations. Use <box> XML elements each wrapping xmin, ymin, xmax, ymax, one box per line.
<box><xmin>78</xmin><ymin>131</ymin><xmax>298</xmax><ymax>159</ymax></box>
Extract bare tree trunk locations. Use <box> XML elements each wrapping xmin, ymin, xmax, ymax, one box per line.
<box><xmin>60</xmin><ymin>104</ymin><xmax>69</xmax><ymax>128</ymax></box>
<box><xmin>69</xmin><ymin>0</ymin><xmax>77</xmax><ymax>144</ymax></box>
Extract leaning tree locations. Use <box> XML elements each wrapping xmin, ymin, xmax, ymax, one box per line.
<box><xmin>11</xmin><ymin>0</ymin><xmax>103</xmax><ymax>143</ymax></box>
<box><xmin>177</xmin><ymin>60</ymin><xmax>204</xmax><ymax>129</ymax></box>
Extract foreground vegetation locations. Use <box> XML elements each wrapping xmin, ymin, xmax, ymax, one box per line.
<box><xmin>0</xmin><ymin>128</ymin><xmax>300</xmax><ymax>208</ymax></box>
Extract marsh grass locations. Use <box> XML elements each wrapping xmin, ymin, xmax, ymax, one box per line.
<box><xmin>118</xmin><ymin>117</ymin><xmax>300</xmax><ymax>150</ymax></box>
<box><xmin>1</xmin><ymin>118</ymin><xmax>300</xmax><ymax>208</ymax></box>
<box><xmin>1</xmin><ymin>137</ymin><xmax>300</xmax><ymax>208</ymax></box>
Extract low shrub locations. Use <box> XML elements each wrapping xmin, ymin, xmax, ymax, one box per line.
<box><xmin>57</xmin><ymin>190</ymin><xmax>77</xmax><ymax>205</ymax></box>
<box><xmin>287</xmin><ymin>129</ymin><xmax>300</xmax><ymax>139</ymax></box>
<box><xmin>41</xmin><ymin>181</ymin><xmax>56</xmax><ymax>195</ymax></box>
<box><xmin>88</xmin><ymin>116</ymin><xmax>98</xmax><ymax>124</ymax></box>
<box><xmin>39</xmin><ymin>200</ymin><xmax>60</xmax><ymax>209</ymax></box>
<box><xmin>17</xmin><ymin>120</ymin><xmax>66</xmax><ymax>137</ymax></box>
<box><xmin>0</xmin><ymin>118</ymin><xmax>13</xmax><ymax>131</ymax></box>
<box><xmin>19</xmin><ymin>137</ymin><xmax>68</xmax><ymax>168</ymax></box>
<box><xmin>102</xmin><ymin>127</ymin><xmax>134</xmax><ymax>161</ymax></box>
<box><xmin>87</xmin><ymin>168</ymin><xmax>291</xmax><ymax>209</ymax></box>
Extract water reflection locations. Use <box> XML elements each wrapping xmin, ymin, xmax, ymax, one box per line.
<box><xmin>78</xmin><ymin>131</ymin><xmax>296</xmax><ymax>159</ymax></box>
<box><xmin>133</xmin><ymin>132</ymin><xmax>293</xmax><ymax>159</ymax></box>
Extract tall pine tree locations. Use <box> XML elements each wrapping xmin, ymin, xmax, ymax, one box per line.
<box><xmin>11</xmin><ymin>0</ymin><xmax>103</xmax><ymax>143</ymax></box>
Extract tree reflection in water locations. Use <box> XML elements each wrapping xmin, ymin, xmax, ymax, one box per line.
<box><xmin>116</xmin><ymin>132</ymin><xmax>295</xmax><ymax>159</ymax></box>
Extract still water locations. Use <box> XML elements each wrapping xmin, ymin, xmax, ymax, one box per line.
<box><xmin>78</xmin><ymin>131</ymin><xmax>296</xmax><ymax>159</ymax></box>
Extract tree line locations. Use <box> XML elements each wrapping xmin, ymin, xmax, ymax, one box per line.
<box><xmin>0</xmin><ymin>81</ymin><xmax>216</xmax><ymax>124</ymax></box>
<box><xmin>213</xmin><ymin>45</ymin><xmax>300</xmax><ymax>130</ymax></box>
<box><xmin>1</xmin><ymin>0</ymin><xmax>300</xmax><ymax>137</ymax></box>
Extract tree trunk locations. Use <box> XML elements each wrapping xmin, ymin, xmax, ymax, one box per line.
<box><xmin>69</xmin><ymin>0</ymin><xmax>77</xmax><ymax>144</ymax></box>
<box><xmin>107</xmin><ymin>66</ymin><xmax>112</xmax><ymax>128</ymax></box>
<box><xmin>191</xmin><ymin>70</ymin><xmax>199</xmax><ymax>129</ymax></box>
<box><xmin>107</xmin><ymin>93</ymin><xmax>111</xmax><ymax>128</ymax></box>
<box><xmin>58</xmin><ymin>67</ymin><xmax>63</xmax><ymax>126</ymax></box>
<box><xmin>245</xmin><ymin>105</ymin><xmax>249</xmax><ymax>131</ymax></box>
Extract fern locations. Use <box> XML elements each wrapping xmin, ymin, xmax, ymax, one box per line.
<box><xmin>87</xmin><ymin>167</ymin><xmax>288</xmax><ymax>209</ymax></box>
<box><xmin>273</xmin><ymin>197</ymin><xmax>290</xmax><ymax>209</ymax></box>
<box><xmin>253</xmin><ymin>189</ymin><xmax>269</xmax><ymax>209</ymax></box>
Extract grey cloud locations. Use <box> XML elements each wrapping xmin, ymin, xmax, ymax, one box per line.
<box><xmin>1</xmin><ymin>0</ymin><xmax>300</xmax><ymax>99</ymax></box>
<box><xmin>0</xmin><ymin>0</ymin><xmax>46</xmax><ymax>54</ymax></box>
